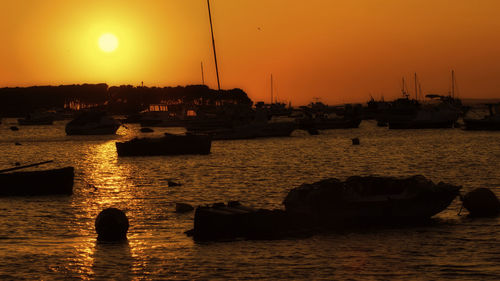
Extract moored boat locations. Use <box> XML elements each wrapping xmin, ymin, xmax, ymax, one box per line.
<box><xmin>0</xmin><ymin>166</ymin><xmax>74</xmax><ymax>196</ymax></box>
<box><xmin>18</xmin><ymin>112</ymin><xmax>54</xmax><ymax>125</ymax></box>
<box><xmin>188</xmin><ymin>175</ymin><xmax>461</xmax><ymax>241</ymax></box>
<box><xmin>284</xmin><ymin>175</ymin><xmax>461</xmax><ymax>226</ymax></box>
<box><xmin>463</xmin><ymin>103</ymin><xmax>500</xmax><ymax>130</ymax></box>
<box><xmin>116</xmin><ymin>133</ymin><xmax>211</xmax><ymax>156</ymax></box>
<box><xmin>65</xmin><ymin>111</ymin><xmax>121</xmax><ymax>135</ymax></box>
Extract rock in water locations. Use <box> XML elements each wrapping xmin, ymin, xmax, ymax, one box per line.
<box><xmin>95</xmin><ymin>208</ymin><xmax>129</xmax><ymax>242</ymax></box>
<box><xmin>463</xmin><ymin>188</ymin><xmax>500</xmax><ymax>217</ymax></box>
<box><xmin>175</xmin><ymin>202</ymin><xmax>194</xmax><ymax>213</ymax></box>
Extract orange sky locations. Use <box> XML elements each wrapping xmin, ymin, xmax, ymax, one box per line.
<box><xmin>1</xmin><ymin>0</ymin><xmax>500</xmax><ymax>105</ymax></box>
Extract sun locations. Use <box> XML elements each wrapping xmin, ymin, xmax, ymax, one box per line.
<box><xmin>98</xmin><ymin>33</ymin><xmax>119</xmax><ymax>53</ymax></box>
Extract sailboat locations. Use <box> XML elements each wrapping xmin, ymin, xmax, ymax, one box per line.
<box><xmin>186</xmin><ymin>1</ymin><xmax>296</xmax><ymax>140</ymax></box>
<box><xmin>387</xmin><ymin>72</ymin><xmax>461</xmax><ymax>129</ymax></box>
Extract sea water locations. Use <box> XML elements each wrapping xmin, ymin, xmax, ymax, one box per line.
<box><xmin>0</xmin><ymin>119</ymin><xmax>498</xmax><ymax>280</ymax></box>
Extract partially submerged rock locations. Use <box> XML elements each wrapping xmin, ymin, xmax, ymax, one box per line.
<box><xmin>175</xmin><ymin>202</ymin><xmax>194</xmax><ymax>213</ymax></box>
<box><xmin>462</xmin><ymin>188</ymin><xmax>500</xmax><ymax>217</ymax></box>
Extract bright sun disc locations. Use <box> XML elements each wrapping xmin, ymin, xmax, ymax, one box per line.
<box><xmin>98</xmin><ymin>33</ymin><xmax>119</xmax><ymax>52</ymax></box>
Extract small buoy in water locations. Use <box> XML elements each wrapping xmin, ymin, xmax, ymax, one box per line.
<box><xmin>168</xmin><ymin>180</ymin><xmax>182</xmax><ymax>187</ymax></box>
<box><xmin>140</xmin><ymin>127</ymin><xmax>154</xmax><ymax>133</ymax></box>
<box><xmin>462</xmin><ymin>188</ymin><xmax>500</xmax><ymax>217</ymax></box>
<box><xmin>352</xmin><ymin>138</ymin><xmax>360</xmax><ymax>145</ymax></box>
<box><xmin>175</xmin><ymin>202</ymin><xmax>194</xmax><ymax>213</ymax></box>
<box><xmin>95</xmin><ymin>208</ymin><xmax>129</xmax><ymax>242</ymax></box>
<box><xmin>14</xmin><ymin>142</ymin><xmax>21</xmax><ymax>146</ymax></box>
<box><xmin>10</xmin><ymin>126</ymin><xmax>19</xmax><ymax>131</ymax></box>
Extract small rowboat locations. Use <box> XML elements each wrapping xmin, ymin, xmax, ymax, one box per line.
<box><xmin>0</xmin><ymin>163</ymin><xmax>74</xmax><ymax>196</ymax></box>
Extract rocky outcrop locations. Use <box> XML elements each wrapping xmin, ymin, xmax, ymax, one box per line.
<box><xmin>462</xmin><ymin>188</ymin><xmax>500</xmax><ymax>217</ymax></box>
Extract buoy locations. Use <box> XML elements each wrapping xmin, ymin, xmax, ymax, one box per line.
<box><xmin>95</xmin><ymin>208</ymin><xmax>129</xmax><ymax>242</ymax></box>
<box><xmin>15</xmin><ymin>142</ymin><xmax>21</xmax><ymax>146</ymax></box>
<box><xmin>10</xmin><ymin>126</ymin><xmax>19</xmax><ymax>131</ymax></box>
<box><xmin>175</xmin><ymin>202</ymin><xmax>194</xmax><ymax>213</ymax></box>
<box><xmin>462</xmin><ymin>188</ymin><xmax>500</xmax><ymax>217</ymax></box>
<box><xmin>352</xmin><ymin>138</ymin><xmax>360</xmax><ymax>145</ymax></box>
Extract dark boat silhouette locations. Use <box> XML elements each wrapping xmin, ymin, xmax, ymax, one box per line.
<box><xmin>189</xmin><ymin>175</ymin><xmax>461</xmax><ymax>241</ymax></box>
<box><xmin>463</xmin><ymin>103</ymin><xmax>500</xmax><ymax>130</ymax></box>
<box><xmin>384</xmin><ymin>72</ymin><xmax>462</xmax><ymax>129</ymax></box>
<box><xmin>0</xmin><ymin>163</ymin><xmax>74</xmax><ymax>196</ymax></box>
<box><xmin>65</xmin><ymin>111</ymin><xmax>121</xmax><ymax>135</ymax></box>
<box><xmin>18</xmin><ymin>112</ymin><xmax>54</xmax><ymax>125</ymax></box>
<box><xmin>115</xmin><ymin>133</ymin><xmax>211</xmax><ymax>156</ymax></box>
<box><xmin>284</xmin><ymin>175</ymin><xmax>461</xmax><ymax>225</ymax></box>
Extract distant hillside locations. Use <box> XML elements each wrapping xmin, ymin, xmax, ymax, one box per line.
<box><xmin>0</xmin><ymin>84</ymin><xmax>252</xmax><ymax>117</ymax></box>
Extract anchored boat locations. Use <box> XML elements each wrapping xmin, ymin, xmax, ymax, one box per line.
<box><xmin>116</xmin><ymin>133</ymin><xmax>211</xmax><ymax>156</ymax></box>
<box><xmin>0</xmin><ymin>161</ymin><xmax>74</xmax><ymax>196</ymax></box>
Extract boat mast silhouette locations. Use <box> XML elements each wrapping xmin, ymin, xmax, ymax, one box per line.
<box><xmin>207</xmin><ymin>0</ymin><xmax>221</xmax><ymax>91</ymax></box>
<box><xmin>201</xmin><ymin>61</ymin><xmax>205</xmax><ymax>85</ymax></box>
<box><xmin>270</xmin><ymin>74</ymin><xmax>273</xmax><ymax>104</ymax></box>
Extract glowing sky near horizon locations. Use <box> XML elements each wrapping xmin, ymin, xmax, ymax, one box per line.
<box><xmin>1</xmin><ymin>0</ymin><xmax>500</xmax><ymax>105</ymax></box>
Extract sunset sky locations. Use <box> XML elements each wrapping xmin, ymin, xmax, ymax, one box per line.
<box><xmin>1</xmin><ymin>0</ymin><xmax>500</xmax><ymax>105</ymax></box>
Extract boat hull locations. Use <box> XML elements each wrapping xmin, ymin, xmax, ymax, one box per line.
<box><xmin>0</xmin><ymin>167</ymin><xmax>74</xmax><ymax>196</ymax></box>
<box><xmin>18</xmin><ymin>119</ymin><xmax>54</xmax><ymax>125</ymax></box>
<box><xmin>116</xmin><ymin>134</ymin><xmax>212</xmax><ymax>156</ymax></box>
<box><xmin>284</xmin><ymin>175</ymin><xmax>461</xmax><ymax>226</ymax></box>
<box><xmin>463</xmin><ymin>119</ymin><xmax>500</xmax><ymax>131</ymax></box>
<box><xmin>388</xmin><ymin>120</ymin><xmax>455</xmax><ymax>129</ymax></box>
<box><xmin>65</xmin><ymin>124</ymin><xmax>120</xmax><ymax>135</ymax></box>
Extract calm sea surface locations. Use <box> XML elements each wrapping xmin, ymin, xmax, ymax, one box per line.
<box><xmin>0</xmin><ymin>119</ymin><xmax>499</xmax><ymax>280</ymax></box>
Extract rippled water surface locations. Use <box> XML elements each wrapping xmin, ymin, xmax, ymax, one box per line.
<box><xmin>0</xmin><ymin>119</ymin><xmax>499</xmax><ymax>280</ymax></box>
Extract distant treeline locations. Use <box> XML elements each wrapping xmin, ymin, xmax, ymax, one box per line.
<box><xmin>0</xmin><ymin>84</ymin><xmax>252</xmax><ymax>116</ymax></box>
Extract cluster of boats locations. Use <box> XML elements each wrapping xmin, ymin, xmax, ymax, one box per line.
<box><xmin>1</xmin><ymin>96</ymin><xmax>499</xmax><ymax>198</ymax></box>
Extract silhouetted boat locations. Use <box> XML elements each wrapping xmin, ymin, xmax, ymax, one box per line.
<box><xmin>195</xmin><ymin>121</ymin><xmax>296</xmax><ymax>140</ymax></box>
<box><xmin>463</xmin><ymin>103</ymin><xmax>500</xmax><ymax>130</ymax></box>
<box><xmin>284</xmin><ymin>175</ymin><xmax>461</xmax><ymax>226</ymax></box>
<box><xmin>386</xmin><ymin>72</ymin><xmax>462</xmax><ymax>129</ymax></box>
<box><xmin>116</xmin><ymin>133</ymin><xmax>211</xmax><ymax>156</ymax></box>
<box><xmin>297</xmin><ymin>116</ymin><xmax>362</xmax><ymax>130</ymax></box>
<box><xmin>189</xmin><ymin>175</ymin><xmax>461</xmax><ymax>241</ymax></box>
<box><xmin>0</xmin><ymin>166</ymin><xmax>74</xmax><ymax>196</ymax></box>
<box><xmin>65</xmin><ymin>111</ymin><xmax>121</xmax><ymax>135</ymax></box>
<box><xmin>18</xmin><ymin>112</ymin><xmax>54</xmax><ymax>125</ymax></box>
<box><xmin>296</xmin><ymin>103</ymin><xmax>362</xmax><ymax>130</ymax></box>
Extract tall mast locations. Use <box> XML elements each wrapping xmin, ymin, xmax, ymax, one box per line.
<box><xmin>207</xmin><ymin>0</ymin><xmax>221</xmax><ymax>91</ymax></box>
<box><xmin>270</xmin><ymin>74</ymin><xmax>273</xmax><ymax>104</ymax></box>
<box><xmin>451</xmin><ymin>70</ymin><xmax>455</xmax><ymax>98</ymax></box>
<box><xmin>414</xmin><ymin>73</ymin><xmax>418</xmax><ymax>101</ymax></box>
<box><xmin>201</xmin><ymin>61</ymin><xmax>205</xmax><ymax>85</ymax></box>
<box><xmin>401</xmin><ymin>77</ymin><xmax>407</xmax><ymax>98</ymax></box>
